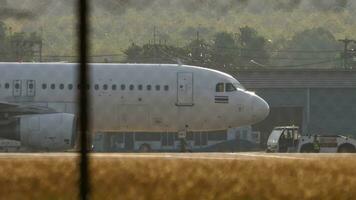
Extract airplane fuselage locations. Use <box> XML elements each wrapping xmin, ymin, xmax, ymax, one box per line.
<box><xmin>0</xmin><ymin>63</ymin><xmax>269</xmax><ymax>134</ymax></box>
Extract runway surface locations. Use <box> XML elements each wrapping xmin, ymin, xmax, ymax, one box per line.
<box><xmin>0</xmin><ymin>152</ymin><xmax>355</xmax><ymax>160</ymax></box>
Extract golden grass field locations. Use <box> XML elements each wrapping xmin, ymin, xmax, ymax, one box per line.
<box><xmin>0</xmin><ymin>154</ymin><xmax>355</xmax><ymax>200</ymax></box>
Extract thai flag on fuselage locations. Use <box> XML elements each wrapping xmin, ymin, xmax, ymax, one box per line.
<box><xmin>215</xmin><ymin>96</ymin><xmax>229</xmax><ymax>103</ymax></box>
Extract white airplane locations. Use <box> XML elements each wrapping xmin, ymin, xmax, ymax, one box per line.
<box><xmin>0</xmin><ymin>63</ymin><xmax>269</xmax><ymax>151</ymax></box>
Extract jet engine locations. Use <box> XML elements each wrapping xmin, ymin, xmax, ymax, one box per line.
<box><xmin>18</xmin><ymin>113</ymin><xmax>77</xmax><ymax>151</ymax></box>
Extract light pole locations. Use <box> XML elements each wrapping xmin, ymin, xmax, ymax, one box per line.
<box><xmin>338</xmin><ymin>38</ymin><xmax>356</xmax><ymax>69</ymax></box>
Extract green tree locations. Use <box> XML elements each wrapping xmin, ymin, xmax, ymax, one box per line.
<box><xmin>185</xmin><ymin>38</ymin><xmax>211</xmax><ymax>67</ymax></box>
<box><xmin>274</xmin><ymin>27</ymin><xmax>341</xmax><ymax>68</ymax></box>
<box><xmin>123</xmin><ymin>42</ymin><xmax>187</xmax><ymax>64</ymax></box>
<box><xmin>0</xmin><ymin>21</ymin><xmax>5</xmax><ymax>41</ymax></box>
<box><xmin>238</xmin><ymin>26</ymin><xmax>270</xmax><ymax>67</ymax></box>
<box><xmin>123</xmin><ymin>43</ymin><xmax>143</xmax><ymax>62</ymax></box>
<box><xmin>0</xmin><ymin>21</ymin><xmax>41</xmax><ymax>62</ymax></box>
<box><xmin>211</xmin><ymin>32</ymin><xmax>239</xmax><ymax>68</ymax></box>
<box><xmin>0</xmin><ymin>21</ymin><xmax>6</xmax><ymax>60</ymax></box>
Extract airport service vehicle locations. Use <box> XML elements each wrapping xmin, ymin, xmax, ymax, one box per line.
<box><xmin>0</xmin><ymin>63</ymin><xmax>269</xmax><ymax>151</ymax></box>
<box><xmin>0</xmin><ymin>138</ymin><xmax>21</xmax><ymax>152</ymax></box>
<box><xmin>92</xmin><ymin>126</ymin><xmax>260</xmax><ymax>152</ymax></box>
<box><xmin>266</xmin><ymin>126</ymin><xmax>356</xmax><ymax>153</ymax></box>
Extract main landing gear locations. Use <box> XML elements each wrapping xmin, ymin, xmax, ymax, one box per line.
<box><xmin>178</xmin><ymin>126</ymin><xmax>191</xmax><ymax>152</ymax></box>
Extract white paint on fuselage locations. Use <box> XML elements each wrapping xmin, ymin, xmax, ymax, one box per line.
<box><xmin>0</xmin><ymin>63</ymin><xmax>269</xmax><ymax>133</ymax></box>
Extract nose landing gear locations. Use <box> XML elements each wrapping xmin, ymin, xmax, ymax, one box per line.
<box><xmin>178</xmin><ymin>131</ymin><xmax>187</xmax><ymax>152</ymax></box>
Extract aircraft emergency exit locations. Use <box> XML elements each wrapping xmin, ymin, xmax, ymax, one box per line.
<box><xmin>0</xmin><ymin>63</ymin><xmax>269</xmax><ymax>150</ymax></box>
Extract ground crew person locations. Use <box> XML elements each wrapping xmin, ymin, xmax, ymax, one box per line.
<box><xmin>313</xmin><ymin>135</ymin><xmax>320</xmax><ymax>152</ymax></box>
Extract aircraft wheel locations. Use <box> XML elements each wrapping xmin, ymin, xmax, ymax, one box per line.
<box><xmin>338</xmin><ymin>144</ymin><xmax>356</xmax><ymax>153</ymax></box>
<box><xmin>139</xmin><ymin>144</ymin><xmax>151</xmax><ymax>152</ymax></box>
<box><xmin>300</xmin><ymin>143</ymin><xmax>315</xmax><ymax>153</ymax></box>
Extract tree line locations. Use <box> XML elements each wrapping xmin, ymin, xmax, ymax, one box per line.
<box><xmin>123</xmin><ymin>26</ymin><xmax>354</xmax><ymax>69</ymax></box>
<box><xmin>0</xmin><ymin>21</ymin><xmax>42</xmax><ymax>62</ymax></box>
<box><xmin>0</xmin><ymin>19</ymin><xmax>355</xmax><ymax>69</ymax></box>
<box><xmin>124</xmin><ymin>26</ymin><xmax>269</xmax><ymax>68</ymax></box>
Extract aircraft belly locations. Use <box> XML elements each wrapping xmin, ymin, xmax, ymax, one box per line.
<box><xmin>149</xmin><ymin>103</ymin><xmax>177</xmax><ymax>131</ymax></box>
<box><xmin>92</xmin><ymin>94</ymin><xmax>179</xmax><ymax>132</ymax></box>
<box><xmin>91</xmin><ymin>100</ymin><xmax>119</xmax><ymax>131</ymax></box>
<box><xmin>117</xmin><ymin>104</ymin><xmax>150</xmax><ymax>131</ymax></box>
<box><xmin>195</xmin><ymin>103</ymin><xmax>229</xmax><ymax>131</ymax></box>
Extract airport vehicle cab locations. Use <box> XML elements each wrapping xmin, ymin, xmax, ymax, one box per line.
<box><xmin>266</xmin><ymin>126</ymin><xmax>300</xmax><ymax>153</ymax></box>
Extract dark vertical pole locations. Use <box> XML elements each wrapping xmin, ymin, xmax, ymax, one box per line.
<box><xmin>342</xmin><ymin>39</ymin><xmax>347</xmax><ymax>69</ymax></box>
<box><xmin>153</xmin><ymin>26</ymin><xmax>156</xmax><ymax>45</ymax></box>
<box><xmin>338</xmin><ymin>38</ymin><xmax>356</xmax><ymax>69</ymax></box>
<box><xmin>78</xmin><ymin>0</ymin><xmax>90</xmax><ymax>200</ymax></box>
<box><xmin>153</xmin><ymin>26</ymin><xmax>157</xmax><ymax>63</ymax></box>
<box><xmin>39</xmin><ymin>39</ymin><xmax>43</xmax><ymax>62</ymax></box>
<box><xmin>39</xmin><ymin>27</ymin><xmax>43</xmax><ymax>62</ymax></box>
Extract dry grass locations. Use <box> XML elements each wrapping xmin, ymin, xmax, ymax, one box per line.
<box><xmin>0</xmin><ymin>155</ymin><xmax>356</xmax><ymax>200</ymax></box>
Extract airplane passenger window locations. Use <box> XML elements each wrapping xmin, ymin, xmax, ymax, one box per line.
<box><xmin>5</xmin><ymin>83</ymin><xmax>9</xmax><ymax>89</ymax></box>
<box><xmin>121</xmin><ymin>84</ymin><xmax>126</xmax><ymax>90</ymax></box>
<box><xmin>147</xmin><ymin>85</ymin><xmax>151</xmax><ymax>91</ymax></box>
<box><xmin>94</xmin><ymin>84</ymin><xmax>99</xmax><ymax>90</ymax></box>
<box><xmin>68</xmin><ymin>84</ymin><xmax>73</xmax><ymax>90</ymax></box>
<box><xmin>155</xmin><ymin>85</ymin><xmax>160</xmax><ymax>91</ymax></box>
<box><xmin>164</xmin><ymin>85</ymin><xmax>169</xmax><ymax>91</ymax></box>
<box><xmin>112</xmin><ymin>84</ymin><xmax>117</xmax><ymax>90</ymax></box>
<box><xmin>42</xmin><ymin>84</ymin><xmax>47</xmax><ymax>89</ymax></box>
<box><xmin>216</xmin><ymin>83</ymin><xmax>224</xmax><ymax>92</ymax></box>
<box><xmin>138</xmin><ymin>84</ymin><xmax>143</xmax><ymax>90</ymax></box>
<box><xmin>225</xmin><ymin>83</ymin><xmax>236</xmax><ymax>92</ymax></box>
<box><xmin>60</xmin><ymin>84</ymin><xmax>64</xmax><ymax>90</ymax></box>
<box><xmin>29</xmin><ymin>83</ymin><xmax>34</xmax><ymax>89</ymax></box>
<box><xmin>129</xmin><ymin>84</ymin><xmax>134</xmax><ymax>90</ymax></box>
<box><xmin>103</xmin><ymin>84</ymin><xmax>108</xmax><ymax>90</ymax></box>
<box><xmin>51</xmin><ymin>84</ymin><xmax>56</xmax><ymax>90</ymax></box>
<box><xmin>15</xmin><ymin>83</ymin><xmax>20</xmax><ymax>89</ymax></box>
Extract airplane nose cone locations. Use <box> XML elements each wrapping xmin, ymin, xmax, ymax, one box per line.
<box><xmin>251</xmin><ymin>95</ymin><xmax>269</xmax><ymax>123</ymax></box>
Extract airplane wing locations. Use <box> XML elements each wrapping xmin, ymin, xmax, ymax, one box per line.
<box><xmin>0</xmin><ymin>101</ymin><xmax>57</xmax><ymax>115</ymax></box>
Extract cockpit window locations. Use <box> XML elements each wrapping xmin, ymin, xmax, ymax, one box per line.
<box><xmin>234</xmin><ymin>82</ymin><xmax>245</xmax><ymax>90</ymax></box>
<box><xmin>225</xmin><ymin>83</ymin><xmax>236</xmax><ymax>92</ymax></box>
<box><xmin>215</xmin><ymin>83</ymin><xmax>224</xmax><ymax>92</ymax></box>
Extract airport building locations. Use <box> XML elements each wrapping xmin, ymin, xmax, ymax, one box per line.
<box><xmin>233</xmin><ymin>68</ymin><xmax>356</xmax><ymax>145</ymax></box>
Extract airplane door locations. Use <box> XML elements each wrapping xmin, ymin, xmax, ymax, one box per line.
<box><xmin>26</xmin><ymin>80</ymin><xmax>36</xmax><ymax>97</ymax></box>
<box><xmin>177</xmin><ymin>72</ymin><xmax>193</xmax><ymax>106</ymax></box>
<box><xmin>12</xmin><ymin>80</ymin><xmax>22</xmax><ymax>97</ymax></box>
